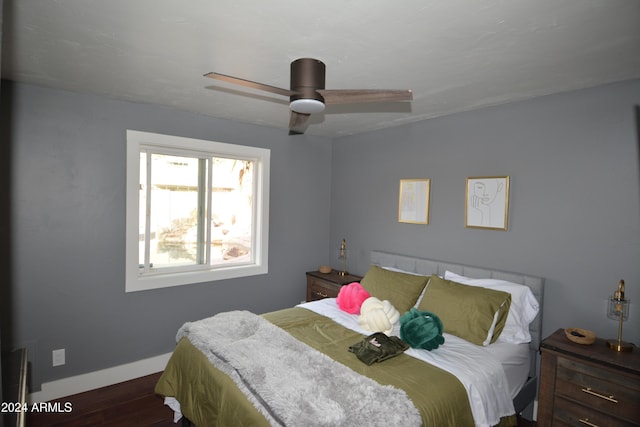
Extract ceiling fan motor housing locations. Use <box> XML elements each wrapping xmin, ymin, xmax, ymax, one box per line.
<box><xmin>290</xmin><ymin>58</ymin><xmax>325</xmax><ymax>103</ymax></box>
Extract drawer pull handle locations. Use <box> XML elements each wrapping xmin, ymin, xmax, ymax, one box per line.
<box><xmin>578</xmin><ymin>418</ymin><xmax>599</xmax><ymax>427</ymax></box>
<box><xmin>315</xmin><ymin>291</ymin><xmax>328</xmax><ymax>298</ymax></box>
<box><xmin>581</xmin><ymin>387</ymin><xmax>618</xmax><ymax>403</ymax></box>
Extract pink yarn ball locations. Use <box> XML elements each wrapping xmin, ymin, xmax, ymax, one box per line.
<box><xmin>336</xmin><ymin>282</ymin><xmax>371</xmax><ymax>314</ymax></box>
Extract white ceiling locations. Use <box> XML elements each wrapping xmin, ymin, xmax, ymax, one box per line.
<box><xmin>2</xmin><ymin>0</ymin><xmax>639</xmax><ymax>137</ymax></box>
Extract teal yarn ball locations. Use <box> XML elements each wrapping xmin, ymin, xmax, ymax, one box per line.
<box><xmin>400</xmin><ymin>308</ymin><xmax>445</xmax><ymax>351</ymax></box>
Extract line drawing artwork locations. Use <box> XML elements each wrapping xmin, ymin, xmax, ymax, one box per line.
<box><xmin>466</xmin><ymin>176</ymin><xmax>509</xmax><ymax>230</ymax></box>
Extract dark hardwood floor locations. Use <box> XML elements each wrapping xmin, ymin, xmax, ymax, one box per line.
<box><xmin>517</xmin><ymin>417</ymin><xmax>536</xmax><ymax>427</ymax></box>
<box><xmin>26</xmin><ymin>372</ymin><xmax>174</xmax><ymax>426</ymax></box>
<box><xmin>25</xmin><ymin>371</ymin><xmax>538</xmax><ymax>426</ymax></box>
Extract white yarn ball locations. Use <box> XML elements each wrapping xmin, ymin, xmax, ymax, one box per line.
<box><xmin>358</xmin><ymin>297</ymin><xmax>400</xmax><ymax>335</ymax></box>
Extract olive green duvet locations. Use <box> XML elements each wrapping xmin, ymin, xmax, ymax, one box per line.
<box><xmin>155</xmin><ymin>307</ymin><xmax>516</xmax><ymax>426</ymax></box>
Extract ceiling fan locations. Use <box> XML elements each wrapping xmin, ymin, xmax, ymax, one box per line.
<box><xmin>204</xmin><ymin>58</ymin><xmax>413</xmax><ymax>135</ymax></box>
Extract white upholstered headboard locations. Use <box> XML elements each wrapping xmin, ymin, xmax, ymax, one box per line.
<box><xmin>370</xmin><ymin>250</ymin><xmax>545</xmax><ymax>379</ymax></box>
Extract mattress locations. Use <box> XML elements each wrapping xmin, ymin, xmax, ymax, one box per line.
<box><xmin>486</xmin><ymin>341</ymin><xmax>530</xmax><ymax>399</ymax></box>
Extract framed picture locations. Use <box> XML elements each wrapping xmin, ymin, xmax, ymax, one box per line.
<box><xmin>465</xmin><ymin>176</ymin><xmax>510</xmax><ymax>230</ymax></box>
<box><xmin>398</xmin><ymin>179</ymin><xmax>430</xmax><ymax>224</ymax></box>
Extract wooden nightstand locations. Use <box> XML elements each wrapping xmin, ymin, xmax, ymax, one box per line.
<box><xmin>306</xmin><ymin>270</ymin><xmax>363</xmax><ymax>302</ymax></box>
<box><xmin>537</xmin><ymin>328</ymin><xmax>640</xmax><ymax>426</ymax></box>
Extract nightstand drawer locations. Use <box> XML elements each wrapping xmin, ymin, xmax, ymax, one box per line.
<box><xmin>556</xmin><ymin>358</ymin><xmax>640</xmax><ymax>424</ymax></box>
<box><xmin>307</xmin><ymin>279</ymin><xmax>340</xmax><ymax>300</ymax></box>
<box><xmin>306</xmin><ymin>271</ymin><xmax>363</xmax><ymax>302</ymax></box>
<box><xmin>553</xmin><ymin>396</ymin><xmax>636</xmax><ymax>427</ymax></box>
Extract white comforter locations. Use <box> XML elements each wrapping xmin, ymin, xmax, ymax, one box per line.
<box><xmin>298</xmin><ymin>298</ymin><xmax>515</xmax><ymax>427</ymax></box>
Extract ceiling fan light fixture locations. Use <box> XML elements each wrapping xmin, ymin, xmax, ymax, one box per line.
<box><xmin>290</xmin><ymin>98</ymin><xmax>325</xmax><ymax>114</ymax></box>
<box><xmin>206</xmin><ymin>57</ymin><xmax>412</xmax><ymax>134</ymax></box>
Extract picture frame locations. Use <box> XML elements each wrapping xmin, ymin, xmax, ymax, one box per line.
<box><xmin>465</xmin><ymin>176</ymin><xmax>510</xmax><ymax>230</ymax></box>
<box><xmin>398</xmin><ymin>179</ymin><xmax>430</xmax><ymax>224</ymax></box>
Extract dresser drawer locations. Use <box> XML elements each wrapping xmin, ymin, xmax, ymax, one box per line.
<box><xmin>556</xmin><ymin>357</ymin><xmax>640</xmax><ymax>424</ymax></box>
<box><xmin>553</xmin><ymin>396</ymin><xmax>637</xmax><ymax>427</ymax></box>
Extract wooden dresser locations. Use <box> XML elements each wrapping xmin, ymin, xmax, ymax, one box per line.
<box><xmin>306</xmin><ymin>270</ymin><xmax>362</xmax><ymax>302</ymax></box>
<box><xmin>538</xmin><ymin>328</ymin><xmax>640</xmax><ymax>427</ymax></box>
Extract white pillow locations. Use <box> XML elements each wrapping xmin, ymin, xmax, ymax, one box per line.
<box><xmin>444</xmin><ymin>271</ymin><xmax>540</xmax><ymax>344</ymax></box>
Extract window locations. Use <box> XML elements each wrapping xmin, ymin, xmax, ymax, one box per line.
<box><xmin>126</xmin><ymin>130</ymin><xmax>270</xmax><ymax>292</ymax></box>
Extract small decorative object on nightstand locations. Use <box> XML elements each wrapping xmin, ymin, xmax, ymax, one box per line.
<box><xmin>318</xmin><ymin>265</ymin><xmax>332</xmax><ymax>274</ymax></box>
<box><xmin>606</xmin><ymin>279</ymin><xmax>633</xmax><ymax>352</ymax></box>
<box><xmin>306</xmin><ymin>270</ymin><xmax>362</xmax><ymax>302</ymax></box>
<box><xmin>537</xmin><ymin>328</ymin><xmax>640</xmax><ymax>426</ymax></box>
<box><xmin>564</xmin><ymin>327</ymin><xmax>596</xmax><ymax>345</ymax></box>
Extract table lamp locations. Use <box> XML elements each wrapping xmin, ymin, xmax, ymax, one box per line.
<box><xmin>606</xmin><ymin>279</ymin><xmax>633</xmax><ymax>352</ymax></box>
<box><xmin>338</xmin><ymin>239</ymin><xmax>348</xmax><ymax>276</ymax></box>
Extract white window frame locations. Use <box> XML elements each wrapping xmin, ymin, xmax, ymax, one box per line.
<box><xmin>125</xmin><ymin>130</ymin><xmax>270</xmax><ymax>292</ymax></box>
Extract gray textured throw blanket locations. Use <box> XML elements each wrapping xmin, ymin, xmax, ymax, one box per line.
<box><xmin>178</xmin><ymin>310</ymin><xmax>421</xmax><ymax>427</ymax></box>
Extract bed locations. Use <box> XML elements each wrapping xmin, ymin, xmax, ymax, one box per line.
<box><xmin>155</xmin><ymin>250</ymin><xmax>544</xmax><ymax>427</ymax></box>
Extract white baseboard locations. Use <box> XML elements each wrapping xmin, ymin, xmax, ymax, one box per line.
<box><xmin>29</xmin><ymin>352</ymin><xmax>172</xmax><ymax>403</ymax></box>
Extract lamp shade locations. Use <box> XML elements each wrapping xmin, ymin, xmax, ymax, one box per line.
<box><xmin>607</xmin><ymin>297</ymin><xmax>630</xmax><ymax>321</ymax></box>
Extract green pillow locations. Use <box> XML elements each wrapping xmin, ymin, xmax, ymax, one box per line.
<box><xmin>359</xmin><ymin>265</ymin><xmax>429</xmax><ymax>314</ymax></box>
<box><xmin>418</xmin><ymin>275</ymin><xmax>511</xmax><ymax>346</ymax></box>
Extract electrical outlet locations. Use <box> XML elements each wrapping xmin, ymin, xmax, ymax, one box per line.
<box><xmin>52</xmin><ymin>348</ymin><xmax>65</xmax><ymax>367</ymax></box>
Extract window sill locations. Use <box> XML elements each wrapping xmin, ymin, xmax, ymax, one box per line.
<box><xmin>125</xmin><ymin>263</ymin><xmax>268</xmax><ymax>292</ymax></box>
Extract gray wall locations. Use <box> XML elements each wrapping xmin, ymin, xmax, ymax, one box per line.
<box><xmin>5</xmin><ymin>77</ymin><xmax>640</xmax><ymax>393</ymax></box>
<box><xmin>330</xmin><ymin>80</ymin><xmax>640</xmax><ymax>346</ymax></box>
<box><xmin>3</xmin><ymin>80</ymin><xmax>334</xmax><ymax>390</ymax></box>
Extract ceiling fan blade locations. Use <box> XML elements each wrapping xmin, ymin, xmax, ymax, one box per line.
<box><xmin>318</xmin><ymin>89</ymin><xmax>413</xmax><ymax>104</ymax></box>
<box><xmin>204</xmin><ymin>72</ymin><xmax>294</xmax><ymax>97</ymax></box>
<box><xmin>288</xmin><ymin>111</ymin><xmax>311</xmax><ymax>135</ymax></box>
